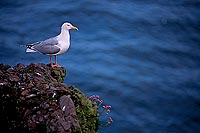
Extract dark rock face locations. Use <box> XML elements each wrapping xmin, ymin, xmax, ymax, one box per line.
<box><xmin>0</xmin><ymin>63</ymin><xmax>98</xmax><ymax>133</ymax></box>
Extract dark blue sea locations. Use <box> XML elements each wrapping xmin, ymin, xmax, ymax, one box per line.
<box><xmin>0</xmin><ymin>0</ymin><xmax>200</xmax><ymax>132</ymax></box>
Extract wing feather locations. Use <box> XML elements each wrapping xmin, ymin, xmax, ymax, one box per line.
<box><xmin>28</xmin><ymin>37</ymin><xmax>60</xmax><ymax>54</ymax></box>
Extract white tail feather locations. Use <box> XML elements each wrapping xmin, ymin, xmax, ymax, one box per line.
<box><xmin>26</xmin><ymin>48</ymin><xmax>37</xmax><ymax>52</ymax></box>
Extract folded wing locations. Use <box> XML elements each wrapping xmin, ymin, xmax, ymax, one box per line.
<box><xmin>26</xmin><ymin>37</ymin><xmax>60</xmax><ymax>55</ymax></box>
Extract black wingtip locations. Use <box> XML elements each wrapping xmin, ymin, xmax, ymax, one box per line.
<box><xmin>26</xmin><ymin>45</ymin><xmax>30</xmax><ymax>48</ymax></box>
<box><xmin>26</xmin><ymin>45</ymin><xmax>33</xmax><ymax>48</ymax></box>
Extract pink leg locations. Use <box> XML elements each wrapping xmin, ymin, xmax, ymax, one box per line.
<box><xmin>51</xmin><ymin>55</ymin><xmax>61</xmax><ymax>67</ymax></box>
<box><xmin>50</xmin><ymin>56</ymin><xmax>53</xmax><ymax>66</ymax></box>
<box><xmin>54</xmin><ymin>55</ymin><xmax>57</xmax><ymax>64</ymax></box>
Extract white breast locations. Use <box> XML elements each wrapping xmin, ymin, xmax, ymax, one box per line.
<box><xmin>57</xmin><ymin>40</ymin><xmax>70</xmax><ymax>55</ymax></box>
<box><xmin>56</xmin><ymin>30</ymin><xmax>70</xmax><ymax>55</ymax></box>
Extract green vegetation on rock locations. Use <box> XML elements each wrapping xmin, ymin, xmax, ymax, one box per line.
<box><xmin>68</xmin><ymin>86</ymin><xmax>99</xmax><ymax>133</ymax></box>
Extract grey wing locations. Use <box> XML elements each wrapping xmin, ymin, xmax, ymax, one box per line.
<box><xmin>33</xmin><ymin>37</ymin><xmax>60</xmax><ymax>54</ymax></box>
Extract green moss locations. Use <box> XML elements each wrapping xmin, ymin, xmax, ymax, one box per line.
<box><xmin>68</xmin><ymin>86</ymin><xmax>99</xmax><ymax>133</ymax></box>
<box><xmin>50</xmin><ymin>67</ymin><xmax>66</xmax><ymax>82</ymax></box>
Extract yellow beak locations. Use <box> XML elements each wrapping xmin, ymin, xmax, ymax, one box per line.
<box><xmin>72</xmin><ymin>26</ymin><xmax>78</xmax><ymax>30</ymax></box>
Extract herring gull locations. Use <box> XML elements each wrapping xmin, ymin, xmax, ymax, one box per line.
<box><xmin>26</xmin><ymin>22</ymin><xmax>78</xmax><ymax>67</ymax></box>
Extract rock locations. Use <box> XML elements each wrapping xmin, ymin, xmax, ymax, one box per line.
<box><xmin>47</xmin><ymin>95</ymin><xmax>80</xmax><ymax>133</ymax></box>
<box><xmin>0</xmin><ymin>63</ymin><xmax>98</xmax><ymax>133</ymax></box>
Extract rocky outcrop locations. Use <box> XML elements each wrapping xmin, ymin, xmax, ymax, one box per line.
<box><xmin>0</xmin><ymin>63</ymin><xmax>98</xmax><ymax>133</ymax></box>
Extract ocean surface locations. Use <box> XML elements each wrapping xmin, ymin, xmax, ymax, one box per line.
<box><xmin>0</xmin><ymin>0</ymin><xmax>200</xmax><ymax>132</ymax></box>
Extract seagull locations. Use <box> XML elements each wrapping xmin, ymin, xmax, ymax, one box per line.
<box><xmin>26</xmin><ymin>22</ymin><xmax>78</xmax><ymax>67</ymax></box>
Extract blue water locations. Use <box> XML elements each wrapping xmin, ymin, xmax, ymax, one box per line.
<box><xmin>0</xmin><ymin>0</ymin><xmax>200</xmax><ymax>132</ymax></box>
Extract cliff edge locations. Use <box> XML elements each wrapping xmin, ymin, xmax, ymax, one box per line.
<box><xmin>0</xmin><ymin>63</ymin><xmax>98</xmax><ymax>133</ymax></box>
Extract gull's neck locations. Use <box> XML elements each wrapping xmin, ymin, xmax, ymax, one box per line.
<box><xmin>58</xmin><ymin>28</ymin><xmax>70</xmax><ymax>43</ymax></box>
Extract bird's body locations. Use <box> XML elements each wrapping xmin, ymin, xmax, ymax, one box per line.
<box><xmin>26</xmin><ymin>22</ymin><xmax>78</xmax><ymax>67</ymax></box>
